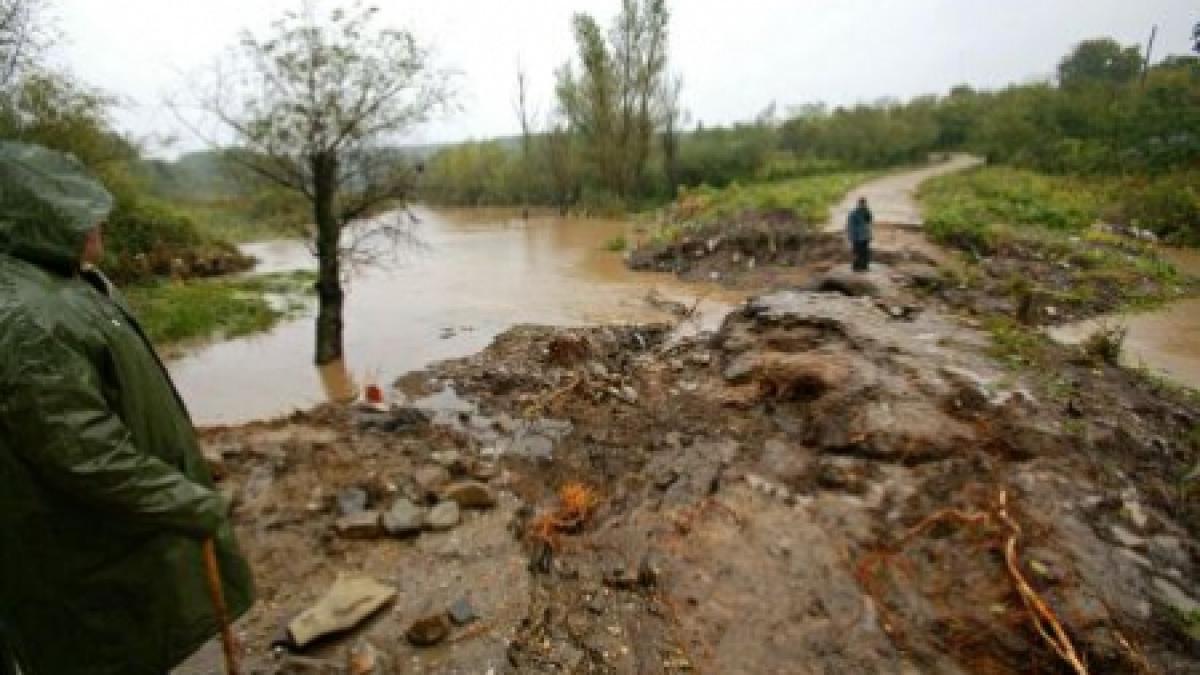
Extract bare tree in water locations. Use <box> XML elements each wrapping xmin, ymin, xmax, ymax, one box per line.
<box><xmin>195</xmin><ymin>2</ymin><xmax>451</xmax><ymax>364</ymax></box>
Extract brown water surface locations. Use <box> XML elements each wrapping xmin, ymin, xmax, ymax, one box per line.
<box><xmin>1050</xmin><ymin>247</ymin><xmax>1200</xmax><ymax>390</ymax></box>
<box><xmin>169</xmin><ymin>207</ymin><xmax>735</xmax><ymax>425</ymax></box>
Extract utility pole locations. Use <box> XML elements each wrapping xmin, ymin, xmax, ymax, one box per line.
<box><xmin>1140</xmin><ymin>25</ymin><xmax>1157</xmax><ymax>88</ymax></box>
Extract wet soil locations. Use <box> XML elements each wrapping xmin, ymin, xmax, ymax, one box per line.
<box><xmin>175</xmin><ymin>164</ymin><xmax>1200</xmax><ymax>674</ymax></box>
<box><xmin>179</xmin><ymin>265</ymin><xmax>1200</xmax><ymax>674</ymax></box>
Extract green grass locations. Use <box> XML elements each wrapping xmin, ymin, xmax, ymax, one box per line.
<box><xmin>604</xmin><ymin>234</ymin><xmax>628</xmax><ymax>252</ymax></box>
<box><xmin>919</xmin><ymin>167</ymin><xmax>1103</xmax><ymax>250</ymax></box>
<box><xmin>674</xmin><ymin>171</ymin><xmax>877</xmax><ymax>225</ymax></box>
<box><xmin>177</xmin><ymin>198</ymin><xmax>309</xmax><ymax>243</ymax></box>
<box><xmin>124</xmin><ymin>270</ymin><xmax>316</xmax><ymax>346</ymax></box>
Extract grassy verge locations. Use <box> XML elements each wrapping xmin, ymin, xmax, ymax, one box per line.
<box><xmin>124</xmin><ymin>270</ymin><xmax>316</xmax><ymax>347</ymax></box>
<box><xmin>674</xmin><ymin>171</ymin><xmax>877</xmax><ymax>225</ymax></box>
<box><xmin>176</xmin><ymin>197</ymin><xmax>309</xmax><ymax>244</ymax></box>
<box><xmin>919</xmin><ymin>167</ymin><xmax>1197</xmax><ymax>321</ymax></box>
<box><xmin>639</xmin><ymin>170</ymin><xmax>877</xmax><ymax>247</ymax></box>
<box><xmin>921</xmin><ymin>166</ymin><xmax>1200</xmax><ymax>247</ymax></box>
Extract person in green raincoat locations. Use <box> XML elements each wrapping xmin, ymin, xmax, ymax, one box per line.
<box><xmin>0</xmin><ymin>142</ymin><xmax>254</xmax><ymax>675</ymax></box>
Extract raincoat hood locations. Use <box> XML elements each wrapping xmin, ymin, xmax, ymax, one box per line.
<box><xmin>0</xmin><ymin>141</ymin><xmax>113</xmax><ymax>272</ymax></box>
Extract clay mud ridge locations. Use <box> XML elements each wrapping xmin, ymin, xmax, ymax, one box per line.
<box><xmin>627</xmin><ymin>217</ymin><xmax>938</xmax><ymax>290</ymax></box>
<box><xmin>188</xmin><ymin>258</ymin><xmax>1200</xmax><ymax>673</ymax></box>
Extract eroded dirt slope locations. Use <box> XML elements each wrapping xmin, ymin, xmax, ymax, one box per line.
<box><xmin>180</xmin><ymin>265</ymin><xmax>1200</xmax><ymax>673</ymax></box>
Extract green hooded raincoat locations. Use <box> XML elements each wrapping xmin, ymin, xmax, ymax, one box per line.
<box><xmin>0</xmin><ymin>142</ymin><xmax>253</xmax><ymax>675</ymax></box>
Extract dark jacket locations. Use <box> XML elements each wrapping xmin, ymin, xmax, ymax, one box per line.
<box><xmin>847</xmin><ymin>204</ymin><xmax>873</xmax><ymax>243</ymax></box>
<box><xmin>0</xmin><ymin>142</ymin><xmax>253</xmax><ymax>675</ymax></box>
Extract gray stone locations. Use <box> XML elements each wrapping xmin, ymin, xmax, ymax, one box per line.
<box><xmin>722</xmin><ymin>353</ymin><xmax>758</xmax><ymax>383</ymax></box>
<box><xmin>414</xmin><ymin>465</ymin><xmax>452</xmax><ymax>498</ymax></box>
<box><xmin>1154</xmin><ymin>577</ymin><xmax>1200</xmax><ymax>614</ymax></box>
<box><xmin>335</xmin><ymin>511</ymin><xmax>381</xmax><ymax>539</ymax></box>
<box><xmin>1122</xmin><ymin>500</ymin><xmax>1150</xmax><ymax>530</ymax></box>
<box><xmin>336</xmin><ymin>487</ymin><xmax>369</xmax><ymax>517</ymax></box>
<box><xmin>431</xmin><ymin>449</ymin><xmax>465</xmax><ymax>472</ymax></box>
<box><xmin>381</xmin><ymin>499</ymin><xmax>425</xmax><ymax>536</ymax></box>
<box><xmin>1149</xmin><ymin>535</ymin><xmax>1191</xmax><ymax>569</ymax></box>
<box><xmin>426</xmin><ymin>501</ymin><xmax>461</xmax><ymax>531</ymax></box>
<box><xmin>1110</xmin><ymin>524</ymin><xmax>1146</xmax><ymax>550</ymax></box>
<box><xmin>442</xmin><ymin>481</ymin><xmax>498</xmax><ymax>509</ymax></box>
<box><xmin>405</xmin><ymin>614</ymin><xmax>451</xmax><ymax>647</ymax></box>
<box><xmin>448</xmin><ymin>596</ymin><xmax>479</xmax><ymax>626</ymax></box>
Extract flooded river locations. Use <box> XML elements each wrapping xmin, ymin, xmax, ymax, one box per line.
<box><xmin>1050</xmin><ymin>247</ymin><xmax>1200</xmax><ymax>390</ymax></box>
<box><xmin>169</xmin><ymin>207</ymin><xmax>734</xmax><ymax>425</ymax></box>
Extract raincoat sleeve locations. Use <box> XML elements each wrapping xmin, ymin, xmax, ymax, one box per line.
<box><xmin>2</xmin><ymin>318</ymin><xmax>225</xmax><ymax>538</ymax></box>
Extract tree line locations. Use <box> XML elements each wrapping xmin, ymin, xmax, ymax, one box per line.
<box><xmin>420</xmin><ymin>32</ymin><xmax>1200</xmax><ymax>235</ymax></box>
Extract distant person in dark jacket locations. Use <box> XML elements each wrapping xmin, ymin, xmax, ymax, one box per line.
<box><xmin>846</xmin><ymin>197</ymin><xmax>873</xmax><ymax>272</ymax></box>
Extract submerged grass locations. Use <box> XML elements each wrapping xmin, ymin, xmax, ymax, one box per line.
<box><xmin>124</xmin><ymin>270</ymin><xmax>316</xmax><ymax>346</ymax></box>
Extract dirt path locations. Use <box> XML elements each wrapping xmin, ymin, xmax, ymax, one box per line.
<box><xmin>824</xmin><ymin>153</ymin><xmax>983</xmax><ymax>230</ymax></box>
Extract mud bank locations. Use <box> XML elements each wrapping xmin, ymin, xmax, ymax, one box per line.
<box><xmin>182</xmin><ymin>260</ymin><xmax>1200</xmax><ymax>673</ymax></box>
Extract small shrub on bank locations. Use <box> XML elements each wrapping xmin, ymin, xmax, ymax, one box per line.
<box><xmin>604</xmin><ymin>235</ymin><xmax>628</xmax><ymax>252</ymax></box>
<box><xmin>1080</xmin><ymin>323</ymin><xmax>1128</xmax><ymax>366</ymax></box>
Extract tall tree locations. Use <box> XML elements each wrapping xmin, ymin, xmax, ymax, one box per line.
<box><xmin>556</xmin><ymin>0</ymin><xmax>669</xmax><ymax>200</ymax></box>
<box><xmin>658</xmin><ymin>72</ymin><xmax>684</xmax><ymax>198</ymax></box>
<box><xmin>1057</xmin><ymin>38</ymin><xmax>1143</xmax><ymax>88</ymax></box>
<box><xmin>197</xmin><ymin>2</ymin><xmax>450</xmax><ymax>364</ymax></box>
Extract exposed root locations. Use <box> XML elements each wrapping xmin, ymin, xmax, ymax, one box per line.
<box><xmin>857</xmin><ymin>490</ymin><xmax>1090</xmax><ymax>675</ymax></box>
<box><xmin>522</xmin><ymin>374</ymin><xmax>584</xmax><ymax>419</ymax></box>
<box><xmin>527</xmin><ymin>481</ymin><xmax>601</xmax><ymax>551</ymax></box>
<box><xmin>996</xmin><ymin>490</ymin><xmax>1089</xmax><ymax>675</ymax></box>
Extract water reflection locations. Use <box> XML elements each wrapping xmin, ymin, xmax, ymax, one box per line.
<box><xmin>1050</xmin><ymin>246</ymin><xmax>1200</xmax><ymax>390</ymax></box>
<box><xmin>318</xmin><ymin>359</ymin><xmax>358</xmax><ymax>404</ymax></box>
<box><xmin>169</xmin><ymin>206</ymin><xmax>736</xmax><ymax>425</ymax></box>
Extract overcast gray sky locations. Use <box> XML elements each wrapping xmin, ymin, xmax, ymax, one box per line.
<box><xmin>49</xmin><ymin>0</ymin><xmax>1198</xmax><ymax>156</ymax></box>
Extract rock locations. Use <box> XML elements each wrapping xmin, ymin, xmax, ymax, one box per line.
<box><xmin>426</xmin><ymin>501</ymin><xmax>461</xmax><ymax>531</ymax></box>
<box><xmin>381</xmin><ymin>499</ymin><xmax>426</xmax><ymax>536</ymax></box>
<box><xmin>406</xmin><ymin>613</ymin><xmax>451</xmax><ymax>647</ymax></box>
<box><xmin>722</xmin><ymin>354</ymin><xmax>758</xmax><ymax>384</ymax></box>
<box><xmin>347</xmin><ymin>639</ymin><xmax>381</xmax><ymax>675</ymax></box>
<box><xmin>1149</xmin><ymin>535</ymin><xmax>1191</xmax><ymax>569</ymax></box>
<box><xmin>653</xmin><ymin>469</ymin><xmax>679</xmax><ymax>490</ymax></box>
<box><xmin>201</xmin><ymin>447</ymin><xmax>228</xmax><ymax>481</ymax></box>
<box><xmin>815</xmin><ymin>458</ymin><xmax>868</xmax><ymax>495</ymax></box>
<box><xmin>588</xmin><ymin>361</ymin><xmax>610</xmax><ymax>378</ymax></box>
<box><xmin>289</xmin><ymin>575</ymin><xmax>398</xmax><ymax>648</ymax></box>
<box><xmin>431</xmin><ymin>450</ymin><xmax>466</xmax><ymax>473</ymax></box>
<box><xmin>686</xmin><ymin>352</ymin><xmax>712</xmax><ymax>367</ymax></box>
<box><xmin>513</xmin><ymin>433</ymin><xmax>555</xmax><ymax>458</ymax></box>
<box><xmin>448</xmin><ymin>596</ymin><xmax>479</xmax><ymax>626</ymax></box>
<box><xmin>638</xmin><ymin>552</ymin><xmax>665</xmax><ymax>588</ymax></box>
<box><xmin>1122</xmin><ymin>499</ymin><xmax>1150</xmax><ymax>531</ymax></box>
<box><xmin>442</xmin><ymin>481</ymin><xmax>498</xmax><ymax>509</ymax></box>
<box><xmin>618</xmin><ymin>385</ymin><xmax>639</xmax><ymax>404</ymax></box>
<box><xmin>336</xmin><ymin>487</ymin><xmax>369</xmax><ymax>517</ymax></box>
<box><xmin>1154</xmin><ymin>577</ymin><xmax>1200</xmax><ymax>614</ymax></box>
<box><xmin>469</xmin><ymin>460</ymin><xmax>500</xmax><ymax>481</ymax></box>
<box><xmin>335</xmin><ymin>511</ymin><xmax>382</xmax><ymax>539</ymax></box>
<box><xmin>1110</xmin><ymin>524</ymin><xmax>1146</xmax><ymax>550</ymax></box>
<box><xmin>414</xmin><ymin>465</ymin><xmax>452</xmax><ymax>499</ymax></box>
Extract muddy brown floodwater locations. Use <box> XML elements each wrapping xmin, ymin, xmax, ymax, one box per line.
<box><xmin>168</xmin><ymin>208</ymin><xmax>736</xmax><ymax>425</ymax></box>
<box><xmin>1051</xmin><ymin>246</ymin><xmax>1200</xmax><ymax>389</ymax></box>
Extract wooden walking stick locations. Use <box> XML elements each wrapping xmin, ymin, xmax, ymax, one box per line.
<box><xmin>202</xmin><ymin>538</ymin><xmax>240</xmax><ymax>675</ymax></box>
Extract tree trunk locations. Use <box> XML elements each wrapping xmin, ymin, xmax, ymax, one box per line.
<box><xmin>312</xmin><ymin>152</ymin><xmax>344</xmax><ymax>365</ymax></box>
